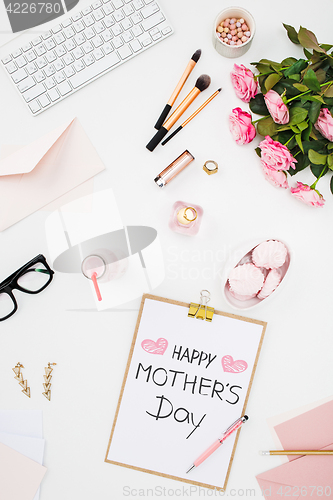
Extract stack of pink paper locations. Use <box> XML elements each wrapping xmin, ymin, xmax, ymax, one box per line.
<box><xmin>257</xmin><ymin>399</ymin><xmax>333</xmax><ymax>499</ymax></box>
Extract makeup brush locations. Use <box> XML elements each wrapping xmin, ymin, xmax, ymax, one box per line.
<box><xmin>146</xmin><ymin>74</ymin><xmax>211</xmax><ymax>152</ymax></box>
<box><xmin>161</xmin><ymin>88</ymin><xmax>222</xmax><ymax>145</ymax></box>
<box><xmin>154</xmin><ymin>49</ymin><xmax>202</xmax><ymax>130</ymax></box>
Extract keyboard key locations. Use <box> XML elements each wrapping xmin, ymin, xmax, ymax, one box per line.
<box><xmin>121</xmin><ymin>18</ymin><xmax>132</xmax><ymax>30</ymax></box>
<box><xmin>12</xmin><ymin>68</ymin><xmax>28</xmax><ymax>83</ymax></box>
<box><xmin>74</xmin><ymin>47</ymin><xmax>84</xmax><ymax>58</ymax></box>
<box><xmin>26</xmin><ymin>50</ymin><xmax>37</xmax><ymax>62</ymax></box>
<box><xmin>48</xmin><ymin>88</ymin><xmax>60</xmax><ymax>101</ymax></box>
<box><xmin>151</xmin><ymin>31</ymin><xmax>161</xmax><ymax>40</ymax></box>
<box><xmin>74</xmin><ymin>20</ymin><xmax>85</xmax><ymax>32</ymax></box>
<box><xmin>104</xmin><ymin>16</ymin><xmax>114</xmax><ymax>27</ymax></box>
<box><xmin>74</xmin><ymin>59</ymin><xmax>85</xmax><ymax>71</ymax></box>
<box><xmin>122</xmin><ymin>31</ymin><xmax>133</xmax><ymax>43</ymax></box>
<box><xmin>84</xmin><ymin>28</ymin><xmax>95</xmax><ymax>39</ymax></box>
<box><xmin>43</xmin><ymin>31</ymin><xmax>52</xmax><ymax>39</ymax></box>
<box><xmin>52</xmin><ymin>24</ymin><xmax>62</xmax><ymax>33</ymax></box>
<box><xmin>132</xmin><ymin>25</ymin><xmax>143</xmax><ymax>36</ymax></box>
<box><xmin>93</xmin><ymin>9</ymin><xmax>104</xmax><ymax>20</ymax></box>
<box><xmin>94</xmin><ymin>48</ymin><xmax>105</xmax><ymax>60</ymax></box>
<box><xmin>102</xmin><ymin>31</ymin><xmax>112</xmax><ymax>42</ymax></box>
<box><xmin>104</xmin><ymin>42</ymin><xmax>113</xmax><ymax>53</ymax></box>
<box><xmin>84</xmin><ymin>14</ymin><xmax>95</xmax><ymax>26</ymax></box>
<box><xmin>112</xmin><ymin>0</ymin><xmax>123</xmax><ymax>8</ymax></box>
<box><xmin>142</xmin><ymin>37</ymin><xmax>152</xmax><ymax>46</ymax></box>
<box><xmin>64</xmin><ymin>53</ymin><xmax>74</xmax><ymax>64</ymax></box>
<box><xmin>65</xmin><ymin>39</ymin><xmax>76</xmax><ymax>50</ymax></box>
<box><xmin>22</xmin><ymin>43</ymin><xmax>32</xmax><ymax>51</ymax></box>
<box><xmin>45</xmin><ymin>77</ymin><xmax>56</xmax><ymax>89</ymax></box>
<box><xmin>141</xmin><ymin>11</ymin><xmax>164</xmax><ymax>30</ymax></box>
<box><xmin>131</xmin><ymin>12</ymin><xmax>142</xmax><ymax>24</ymax></box>
<box><xmin>27</xmin><ymin>62</ymin><xmax>38</xmax><ymax>74</ymax></box>
<box><xmin>92</xmin><ymin>35</ymin><xmax>103</xmax><ymax>47</ymax></box>
<box><xmin>69</xmin><ymin>51</ymin><xmax>119</xmax><ymax>88</ymax></box>
<box><xmin>46</xmin><ymin>51</ymin><xmax>57</xmax><ymax>63</ymax></box>
<box><xmin>112</xmin><ymin>25</ymin><xmax>122</xmax><ymax>36</ymax></box>
<box><xmin>35</xmin><ymin>71</ymin><xmax>46</xmax><ymax>82</ymax></box>
<box><xmin>39</xmin><ymin>94</ymin><xmax>50</xmax><ymax>107</ymax></box>
<box><xmin>162</xmin><ymin>26</ymin><xmax>171</xmax><ymax>35</ymax></box>
<box><xmin>132</xmin><ymin>0</ymin><xmax>144</xmax><ymax>9</ymax></box>
<box><xmin>62</xmin><ymin>18</ymin><xmax>72</xmax><ymax>27</ymax></box>
<box><xmin>113</xmin><ymin>36</ymin><xmax>123</xmax><ymax>48</ymax></box>
<box><xmin>93</xmin><ymin>0</ymin><xmax>102</xmax><ymax>7</ymax></box>
<box><xmin>82</xmin><ymin>6</ymin><xmax>92</xmax><ymax>14</ymax></box>
<box><xmin>54</xmin><ymin>33</ymin><xmax>66</xmax><ymax>44</ymax></box>
<box><xmin>95</xmin><ymin>21</ymin><xmax>105</xmax><ymax>33</ymax></box>
<box><xmin>103</xmin><ymin>3</ymin><xmax>113</xmax><ymax>15</ymax></box>
<box><xmin>55</xmin><ymin>45</ymin><xmax>67</xmax><ymax>57</ymax></box>
<box><xmin>45</xmin><ymin>65</ymin><xmax>56</xmax><ymax>76</ymax></box>
<box><xmin>35</xmin><ymin>44</ymin><xmax>46</xmax><ymax>56</ymax></box>
<box><xmin>45</xmin><ymin>38</ymin><xmax>56</xmax><ymax>50</ymax></box>
<box><xmin>123</xmin><ymin>3</ymin><xmax>133</xmax><ymax>15</ymax></box>
<box><xmin>16</xmin><ymin>56</ymin><xmax>27</xmax><ymax>68</ymax></box>
<box><xmin>141</xmin><ymin>2</ymin><xmax>159</xmax><ymax>18</ymax></box>
<box><xmin>130</xmin><ymin>39</ymin><xmax>141</xmax><ymax>51</ymax></box>
<box><xmin>113</xmin><ymin>10</ymin><xmax>124</xmax><ymax>22</ymax></box>
<box><xmin>2</xmin><ymin>54</ymin><xmax>12</xmax><ymax>64</ymax></box>
<box><xmin>64</xmin><ymin>65</ymin><xmax>75</xmax><ymax>77</ymax></box>
<box><xmin>29</xmin><ymin>100</ymin><xmax>41</xmax><ymax>113</ymax></box>
<box><xmin>12</xmin><ymin>48</ymin><xmax>22</xmax><ymax>58</ymax></box>
<box><xmin>23</xmin><ymin>83</ymin><xmax>46</xmax><ymax>102</ymax></box>
<box><xmin>54</xmin><ymin>59</ymin><xmax>65</xmax><ymax>70</ymax></box>
<box><xmin>58</xmin><ymin>81</ymin><xmax>72</xmax><ymax>95</ymax></box>
<box><xmin>118</xmin><ymin>44</ymin><xmax>132</xmax><ymax>59</ymax></box>
<box><xmin>32</xmin><ymin>37</ymin><xmax>42</xmax><ymax>45</ymax></box>
<box><xmin>84</xmin><ymin>53</ymin><xmax>95</xmax><ymax>65</ymax></box>
<box><xmin>55</xmin><ymin>71</ymin><xmax>66</xmax><ymax>83</ymax></box>
<box><xmin>74</xmin><ymin>33</ymin><xmax>85</xmax><ymax>45</ymax></box>
<box><xmin>72</xmin><ymin>12</ymin><xmax>82</xmax><ymax>21</ymax></box>
<box><xmin>64</xmin><ymin>27</ymin><xmax>75</xmax><ymax>38</ymax></box>
<box><xmin>83</xmin><ymin>41</ymin><xmax>94</xmax><ymax>53</ymax></box>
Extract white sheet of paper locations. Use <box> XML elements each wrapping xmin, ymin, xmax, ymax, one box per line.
<box><xmin>106</xmin><ymin>298</ymin><xmax>265</xmax><ymax>490</ymax></box>
<box><xmin>0</xmin><ymin>432</ymin><xmax>45</xmax><ymax>500</ymax></box>
<box><xmin>0</xmin><ymin>410</ymin><xmax>43</xmax><ymax>438</ymax></box>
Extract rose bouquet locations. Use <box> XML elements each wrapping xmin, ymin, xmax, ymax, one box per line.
<box><xmin>229</xmin><ymin>24</ymin><xmax>333</xmax><ymax>207</ymax></box>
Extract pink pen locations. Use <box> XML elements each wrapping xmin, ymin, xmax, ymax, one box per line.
<box><xmin>186</xmin><ymin>415</ymin><xmax>248</xmax><ymax>473</ymax></box>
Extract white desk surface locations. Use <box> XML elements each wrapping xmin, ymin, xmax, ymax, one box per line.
<box><xmin>1</xmin><ymin>0</ymin><xmax>333</xmax><ymax>498</ymax></box>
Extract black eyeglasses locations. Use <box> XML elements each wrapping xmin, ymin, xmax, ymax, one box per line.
<box><xmin>0</xmin><ymin>254</ymin><xmax>54</xmax><ymax>322</ymax></box>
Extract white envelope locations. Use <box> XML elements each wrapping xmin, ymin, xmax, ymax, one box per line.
<box><xmin>0</xmin><ymin>118</ymin><xmax>106</xmax><ymax>231</ymax></box>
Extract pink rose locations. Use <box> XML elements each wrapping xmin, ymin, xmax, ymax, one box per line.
<box><xmin>290</xmin><ymin>182</ymin><xmax>325</xmax><ymax>207</ymax></box>
<box><xmin>259</xmin><ymin>136</ymin><xmax>297</xmax><ymax>171</ymax></box>
<box><xmin>261</xmin><ymin>163</ymin><xmax>289</xmax><ymax>188</ymax></box>
<box><xmin>264</xmin><ymin>90</ymin><xmax>289</xmax><ymax>124</ymax></box>
<box><xmin>314</xmin><ymin>108</ymin><xmax>333</xmax><ymax>141</ymax></box>
<box><xmin>230</xmin><ymin>64</ymin><xmax>258</xmax><ymax>103</ymax></box>
<box><xmin>229</xmin><ymin>107</ymin><xmax>256</xmax><ymax>145</ymax></box>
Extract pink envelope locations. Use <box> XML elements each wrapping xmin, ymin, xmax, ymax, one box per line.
<box><xmin>257</xmin><ymin>400</ymin><xmax>333</xmax><ymax>499</ymax></box>
<box><xmin>0</xmin><ymin>118</ymin><xmax>105</xmax><ymax>231</ymax></box>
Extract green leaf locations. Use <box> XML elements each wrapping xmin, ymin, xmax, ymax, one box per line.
<box><xmin>310</xmin><ymin>164</ymin><xmax>328</xmax><ymax>177</ymax></box>
<box><xmin>283</xmin><ymin>23</ymin><xmax>300</xmax><ymax>44</ymax></box>
<box><xmin>288</xmin><ymin>152</ymin><xmax>309</xmax><ymax>175</ymax></box>
<box><xmin>289</xmin><ymin>107</ymin><xmax>308</xmax><ymax>125</ymax></box>
<box><xmin>327</xmin><ymin>155</ymin><xmax>333</xmax><ymax>169</ymax></box>
<box><xmin>297</xmin><ymin>121</ymin><xmax>309</xmax><ymax>132</ymax></box>
<box><xmin>315</xmin><ymin>68</ymin><xmax>327</xmax><ymax>84</ymax></box>
<box><xmin>284</xmin><ymin>59</ymin><xmax>308</xmax><ymax>77</ymax></box>
<box><xmin>302</xmin><ymin>95</ymin><xmax>325</xmax><ymax>104</ymax></box>
<box><xmin>290</xmin><ymin>124</ymin><xmax>299</xmax><ymax>133</ymax></box>
<box><xmin>308</xmin><ymin>101</ymin><xmax>321</xmax><ymax>123</ymax></box>
<box><xmin>259</xmin><ymin>75</ymin><xmax>268</xmax><ymax>94</ymax></box>
<box><xmin>265</xmin><ymin>73</ymin><xmax>282</xmax><ymax>92</ymax></box>
<box><xmin>303</xmin><ymin>68</ymin><xmax>321</xmax><ymax>92</ymax></box>
<box><xmin>321</xmin><ymin>44</ymin><xmax>333</xmax><ymax>51</ymax></box>
<box><xmin>257</xmin><ymin>116</ymin><xmax>278</xmax><ymax>137</ymax></box>
<box><xmin>255</xmin><ymin>63</ymin><xmax>272</xmax><ymax>74</ymax></box>
<box><xmin>298</xmin><ymin>26</ymin><xmax>326</xmax><ymax>53</ymax></box>
<box><xmin>303</xmin><ymin>121</ymin><xmax>312</xmax><ymax>141</ymax></box>
<box><xmin>323</xmin><ymin>84</ymin><xmax>333</xmax><ymax>97</ymax></box>
<box><xmin>293</xmin><ymin>83</ymin><xmax>308</xmax><ymax>92</ymax></box>
<box><xmin>327</xmin><ymin>142</ymin><xmax>333</xmax><ymax>150</ymax></box>
<box><xmin>308</xmin><ymin>149</ymin><xmax>327</xmax><ymax>164</ymax></box>
<box><xmin>303</xmin><ymin>48</ymin><xmax>312</xmax><ymax>59</ymax></box>
<box><xmin>295</xmin><ymin>134</ymin><xmax>304</xmax><ymax>152</ymax></box>
<box><xmin>302</xmin><ymin>139</ymin><xmax>327</xmax><ymax>153</ymax></box>
<box><xmin>274</xmin><ymin>79</ymin><xmax>305</xmax><ymax>97</ymax></box>
<box><xmin>281</xmin><ymin>57</ymin><xmax>298</xmax><ymax>66</ymax></box>
<box><xmin>288</xmin><ymin>74</ymin><xmax>301</xmax><ymax>81</ymax></box>
<box><xmin>249</xmin><ymin>93</ymin><xmax>269</xmax><ymax>116</ymax></box>
<box><xmin>255</xmin><ymin>147</ymin><xmax>261</xmax><ymax>157</ymax></box>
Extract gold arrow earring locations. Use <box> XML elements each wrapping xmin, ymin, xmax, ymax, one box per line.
<box><xmin>42</xmin><ymin>362</ymin><xmax>56</xmax><ymax>401</ymax></box>
<box><xmin>12</xmin><ymin>362</ymin><xmax>30</xmax><ymax>398</ymax></box>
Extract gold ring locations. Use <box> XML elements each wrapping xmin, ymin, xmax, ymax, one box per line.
<box><xmin>203</xmin><ymin>160</ymin><xmax>218</xmax><ymax>175</ymax></box>
<box><xmin>183</xmin><ymin>207</ymin><xmax>197</xmax><ymax>222</ymax></box>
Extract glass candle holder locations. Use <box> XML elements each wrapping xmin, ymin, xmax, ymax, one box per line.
<box><xmin>169</xmin><ymin>201</ymin><xmax>203</xmax><ymax>236</ymax></box>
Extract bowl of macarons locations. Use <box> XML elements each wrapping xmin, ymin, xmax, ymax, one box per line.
<box><xmin>222</xmin><ymin>239</ymin><xmax>291</xmax><ymax>310</ymax></box>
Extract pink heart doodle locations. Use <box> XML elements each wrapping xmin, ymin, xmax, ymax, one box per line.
<box><xmin>141</xmin><ymin>338</ymin><xmax>168</xmax><ymax>355</ymax></box>
<box><xmin>222</xmin><ymin>355</ymin><xmax>248</xmax><ymax>373</ymax></box>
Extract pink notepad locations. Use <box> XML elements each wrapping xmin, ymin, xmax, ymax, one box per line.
<box><xmin>0</xmin><ymin>442</ymin><xmax>47</xmax><ymax>500</ymax></box>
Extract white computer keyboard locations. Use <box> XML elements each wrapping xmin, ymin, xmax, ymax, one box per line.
<box><xmin>1</xmin><ymin>0</ymin><xmax>173</xmax><ymax>115</ymax></box>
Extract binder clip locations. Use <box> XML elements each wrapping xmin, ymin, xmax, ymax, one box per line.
<box><xmin>188</xmin><ymin>290</ymin><xmax>214</xmax><ymax>322</ymax></box>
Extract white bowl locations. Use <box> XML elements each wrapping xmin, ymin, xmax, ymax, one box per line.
<box><xmin>221</xmin><ymin>238</ymin><xmax>291</xmax><ymax>310</ymax></box>
<box><xmin>213</xmin><ymin>7</ymin><xmax>255</xmax><ymax>58</ymax></box>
